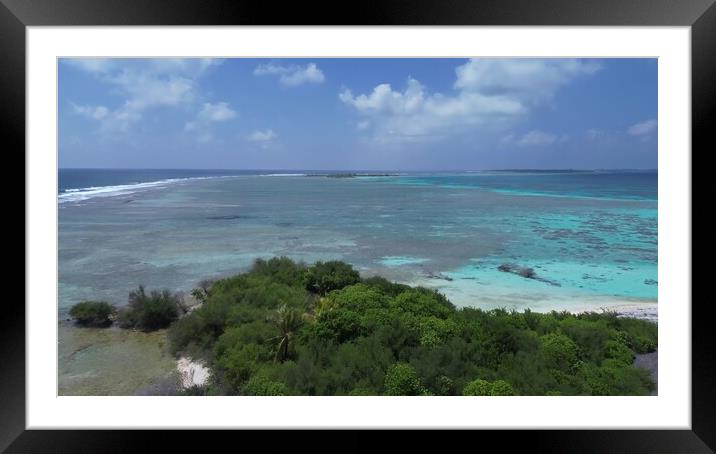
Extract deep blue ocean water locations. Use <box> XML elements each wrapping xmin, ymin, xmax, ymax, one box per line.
<box><xmin>58</xmin><ymin>169</ymin><xmax>657</xmax><ymax>316</ymax></box>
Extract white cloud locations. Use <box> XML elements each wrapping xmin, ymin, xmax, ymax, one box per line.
<box><xmin>65</xmin><ymin>58</ymin><xmax>114</xmax><ymax>74</ymax></box>
<box><xmin>72</xmin><ymin>104</ymin><xmax>109</xmax><ymax>120</ymax></box>
<box><xmin>65</xmin><ymin>58</ymin><xmax>223</xmax><ymax>133</ymax></box>
<box><xmin>196</xmin><ymin>102</ymin><xmax>236</xmax><ymax>122</ymax></box>
<box><xmin>502</xmin><ymin>130</ymin><xmax>567</xmax><ymax>147</ymax></box>
<box><xmin>627</xmin><ymin>119</ymin><xmax>657</xmax><ymax>136</ymax></box>
<box><xmin>339</xmin><ymin>77</ymin><xmax>525</xmax><ymax>142</ymax></box>
<box><xmin>454</xmin><ymin>58</ymin><xmax>602</xmax><ymax>104</ymax></box>
<box><xmin>184</xmin><ymin>102</ymin><xmax>237</xmax><ymax>143</ymax></box>
<box><xmin>247</xmin><ymin>129</ymin><xmax>277</xmax><ymax>142</ymax></box>
<box><xmin>254</xmin><ymin>62</ymin><xmax>325</xmax><ymax>87</ymax></box>
<box><xmin>517</xmin><ymin>130</ymin><xmax>564</xmax><ymax>146</ymax></box>
<box><xmin>245</xmin><ymin>129</ymin><xmax>278</xmax><ymax>150</ymax></box>
<box><xmin>340</xmin><ymin>58</ymin><xmax>600</xmax><ymax>144</ymax></box>
<box><xmin>65</xmin><ymin>58</ymin><xmax>221</xmax><ymax>78</ymax></box>
<box><xmin>357</xmin><ymin>120</ymin><xmax>371</xmax><ymax>130</ymax></box>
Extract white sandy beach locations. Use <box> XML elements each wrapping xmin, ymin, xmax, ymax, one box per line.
<box><xmin>177</xmin><ymin>357</ymin><xmax>210</xmax><ymax>389</ymax></box>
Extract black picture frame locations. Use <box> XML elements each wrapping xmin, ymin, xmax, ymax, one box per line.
<box><xmin>4</xmin><ymin>0</ymin><xmax>710</xmax><ymax>451</ymax></box>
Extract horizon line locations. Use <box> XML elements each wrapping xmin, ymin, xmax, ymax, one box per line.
<box><xmin>58</xmin><ymin>167</ymin><xmax>659</xmax><ymax>172</ymax></box>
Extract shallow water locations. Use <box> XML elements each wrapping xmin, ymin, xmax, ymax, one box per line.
<box><xmin>58</xmin><ymin>322</ymin><xmax>177</xmax><ymax>395</ymax></box>
<box><xmin>59</xmin><ymin>171</ymin><xmax>657</xmax><ymax>312</ymax></box>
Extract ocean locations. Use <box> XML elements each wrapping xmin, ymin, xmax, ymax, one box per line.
<box><xmin>58</xmin><ymin>168</ymin><xmax>657</xmax><ymax>394</ymax></box>
<box><xmin>59</xmin><ymin>168</ymin><xmax>657</xmax><ymax>314</ymax></box>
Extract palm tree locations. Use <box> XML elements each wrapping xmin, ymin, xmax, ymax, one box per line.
<box><xmin>269</xmin><ymin>304</ymin><xmax>305</xmax><ymax>363</ymax></box>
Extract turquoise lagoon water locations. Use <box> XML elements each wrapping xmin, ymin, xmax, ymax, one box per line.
<box><xmin>58</xmin><ymin>170</ymin><xmax>657</xmax><ymax>315</ymax></box>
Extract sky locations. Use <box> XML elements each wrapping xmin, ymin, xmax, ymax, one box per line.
<box><xmin>58</xmin><ymin>58</ymin><xmax>657</xmax><ymax>170</ymax></box>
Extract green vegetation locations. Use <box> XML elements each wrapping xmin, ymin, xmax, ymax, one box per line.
<box><xmin>164</xmin><ymin>257</ymin><xmax>657</xmax><ymax>396</ymax></box>
<box><xmin>304</xmin><ymin>260</ymin><xmax>361</xmax><ymax>295</ymax></box>
<box><xmin>118</xmin><ymin>286</ymin><xmax>181</xmax><ymax>331</ymax></box>
<box><xmin>69</xmin><ymin>301</ymin><xmax>115</xmax><ymax>327</ymax></box>
<box><xmin>384</xmin><ymin>363</ymin><xmax>428</xmax><ymax>395</ymax></box>
<box><xmin>463</xmin><ymin>378</ymin><xmax>516</xmax><ymax>396</ymax></box>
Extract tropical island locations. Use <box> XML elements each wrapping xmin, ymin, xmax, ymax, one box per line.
<box><xmin>68</xmin><ymin>257</ymin><xmax>657</xmax><ymax>396</ymax></box>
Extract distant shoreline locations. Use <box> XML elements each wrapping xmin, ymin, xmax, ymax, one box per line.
<box><xmin>304</xmin><ymin>172</ymin><xmax>400</xmax><ymax>178</ymax></box>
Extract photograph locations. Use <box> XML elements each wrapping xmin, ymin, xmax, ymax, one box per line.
<box><xmin>57</xmin><ymin>56</ymin><xmax>659</xmax><ymax>397</ymax></box>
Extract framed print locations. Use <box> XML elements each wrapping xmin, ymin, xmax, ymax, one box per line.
<box><xmin>6</xmin><ymin>0</ymin><xmax>712</xmax><ymax>451</ymax></box>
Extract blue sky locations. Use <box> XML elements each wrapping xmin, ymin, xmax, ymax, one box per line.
<box><xmin>59</xmin><ymin>58</ymin><xmax>657</xmax><ymax>170</ymax></box>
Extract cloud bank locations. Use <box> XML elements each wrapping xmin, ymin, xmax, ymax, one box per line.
<box><xmin>65</xmin><ymin>58</ymin><xmax>224</xmax><ymax>134</ymax></box>
<box><xmin>339</xmin><ymin>58</ymin><xmax>601</xmax><ymax>144</ymax></box>
<box><xmin>628</xmin><ymin>119</ymin><xmax>657</xmax><ymax>136</ymax></box>
<box><xmin>254</xmin><ymin>62</ymin><xmax>325</xmax><ymax>87</ymax></box>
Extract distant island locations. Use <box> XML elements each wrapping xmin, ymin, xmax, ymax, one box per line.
<box><xmin>67</xmin><ymin>257</ymin><xmax>657</xmax><ymax>396</ymax></box>
<box><xmin>305</xmin><ymin>172</ymin><xmax>399</xmax><ymax>178</ymax></box>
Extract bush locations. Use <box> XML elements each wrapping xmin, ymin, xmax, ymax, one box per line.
<box><xmin>384</xmin><ymin>363</ymin><xmax>425</xmax><ymax>396</ymax></box>
<box><xmin>559</xmin><ymin>317</ymin><xmax>611</xmax><ymax>363</ymax></box>
<box><xmin>348</xmin><ymin>388</ymin><xmax>375</xmax><ymax>396</ymax></box>
<box><xmin>604</xmin><ymin>340</ymin><xmax>634</xmax><ymax>366</ymax></box>
<box><xmin>250</xmin><ymin>256</ymin><xmax>307</xmax><ymax>287</ymax></box>
<box><xmin>69</xmin><ymin>301</ymin><xmax>114</xmax><ymax>327</ymax></box>
<box><xmin>580</xmin><ymin>361</ymin><xmax>654</xmax><ymax>395</ymax></box>
<box><xmin>242</xmin><ymin>372</ymin><xmax>289</xmax><ymax>396</ymax></box>
<box><xmin>490</xmin><ymin>380</ymin><xmax>516</xmax><ymax>396</ymax></box>
<box><xmin>168</xmin><ymin>312</ymin><xmax>213</xmax><ymax>354</ymax></box>
<box><xmin>463</xmin><ymin>379</ymin><xmax>516</xmax><ymax>396</ymax></box>
<box><xmin>390</xmin><ymin>290</ymin><xmax>452</xmax><ymax>319</ymax></box>
<box><xmin>416</xmin><ymin>316</ymin><xmax>459</xmax><ymax>347</ymax></box>
<box><xmin>216</xmin><ymin>342</ymin><xmax>273</xmax><ymax>391</ymax></box>
<box><xmin>118</xmin><ymin>286</ymin><xmax>181</xmax><ymax>331</ymax></box>
<box><xmin>304</xmin><ymin>261</ymin><xmax>361</xmax><ymax>295</ymax></box>
<box><xmin>540</xmin><ymin>332</ymin><xmax>579</xmax><ymax>372</ymax></box>
<box><xmin>435</xmin><ymin>375</ymin><xmax>455</xmax><ymax>395</ymax></box>
<box><xmin>313</xmin><ymin>308</ymin><xmax>366</xmax><ymax>343</ymax></box>
<box><xmin>614</xmin><ymin>317</ymin><xmax>658</xmax><ymax>353</ymax></box>
<box><xmin>463</xmin><ymin>379</ymin><xmax>492</xmax><ymax>396</ymax></box>
<box><xmin>328</xmin><ymin>284</ymin><xmax>390</xmax><ymax>312</ymax></box>
<box><xmin>361</xmin><ymin>276</ymin><xmax>411</xmax><ymax>297</ymax></box>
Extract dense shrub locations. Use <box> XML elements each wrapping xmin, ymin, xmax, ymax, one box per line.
<box><xmin>251</xmin><ymin>256</ymin><xmax>307</xmax><ymax>287</ymax></box>
<box><xmin>580</xmin><ymin>361</ymin><xmax>653</xmax><ymax>395</ymax></box>
<box><xmin>216</xmin><ymin>341</ymin><xmax>273</xmax><ymax>391</ymax></box>
<box><xmin>390</xmin><ymin>290</ymin><xmax>452</xmax><ymax>319</ymax></box>
<box><xmin>614</xmin><ymin>317</ymin><xmax>658</xmax><ymax>353</ymax></box>
<box><xmin>69</xmin><ymin>301</ymin><xmax>115</xmax><ymax>327</ymax></box>
<box><xmin>490</xmin><ymin>380</ymin><xmax>516</xmax><ymax>396</ymax></box>
<box><xmin>361</xmin><ymin>276</ymin><xmax>411</xmax><ymax>297</ymax></box>
<box><xmin>243</xmin><ymin>372</ymin><xmax>289</xmax><ymax>396</ymax></box>
<box><xmin>604</xmin><ymin>340</ymin><xmax>635</xmax><ymax>366</ymax></box>
<box><xmin>304</xmin><ymin>261</ymin><xmax>360</xmax><ymax>295</ymax></box>
<box><xmin>463</xmin><ymin>379</ymin><xmax>492</xmax><ymax>396</ymax></box>
<box><xmin>384</xmin><ymin>363</ymin><xmax>425</xmax><ymax>396</ymax></box>
<box><xmin>327</xmin><ymin>284</ymin><xmax>390</xmax><ymax>312</ymax></box>
<box><xmin>540</xmin><ymin>332</ymin><xmax>579</xmax><ymax>372</ymax></box>
<box><xmin>168</xmin><ymin>273</ymin><xmax>306</xmax><ymax>354</ymax></box>
<box><xmin>463</xmin><ymin>379</ymin><xmax>516</xmax><ymax>396</ymax></box>
<box><xmin>162</xmin><ymin>257</ymin><xmax>657</xmax><ymax>396</ymax></box>
<box><xmin>168</xmin><ymin>311</ymin><xmax>214</xmax><ymax>355</ymax></box>
<box><xmin>118</xmin><ymin>286</ymin><xmax>181</xmax><ymax>331</ymax></box>
<box><xmin>312</xmin><ymin>308</ymin><xmax>366</xmax><ymax>343</ymax></box>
